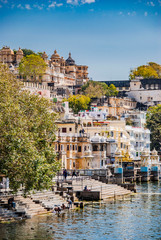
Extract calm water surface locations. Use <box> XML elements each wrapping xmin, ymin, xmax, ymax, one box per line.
<box><xmin>0</xmin><ymin>182</ymin><xmax>161</xmax><ymax>240</ymax></box>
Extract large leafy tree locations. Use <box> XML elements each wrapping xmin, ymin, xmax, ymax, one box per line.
<box><xmin>82</xmin><ymin>81</ymin><xmax>118</xmax><ymax>98</ymax></box>
<box><xmin>19</xmin><ymin>54</ymin><xmax>47</xmax><ymax>82</ymax></box>
<box><xmin>129</xmin><ymin>63</ymin><xmax>160</xmax><ymax>80</ymax></box>
<box><xmin>0</xmin><ymin>63</ymin><xmax>60</xmax><ymax>193</ymax></box>
<box><xmin>66</xmin><ymin>95</ymin><xmax>91</xmax><ymax>114</ymax></box>
<box><xmin>146</xmin><ymin>104</ymin><xmax>161</xmax><ymax>151</ymax></box>
<box><xmin>22</xmin><ymin>48</ymin><xmax>35</xmax><ymax>57</ymax></box>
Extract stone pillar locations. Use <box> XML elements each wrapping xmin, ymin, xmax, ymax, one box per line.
<box><xmin>150</xmin><ymin>166</ymin><xmax>159</xmax><ymax>181</ymax></box>
<box><xmin>114</xmin><ymin>167</ymin><xmax>123</xmax><ymax>184</ymax></box>
<box><xmin>140</xmin><ymin>166</ymin><xmax>150</xmax><ymax>182</ymax></box>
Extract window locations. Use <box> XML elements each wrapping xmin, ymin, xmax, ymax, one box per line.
<box><xmin>61</xmin><ymin>145</ymin><xmax>63</xmax><ymax>151</ymax></box>
<box><xmin>84</xmin><ymin>146</ymin><xmax>87</xmax><ymax>151</ymax></box>
<box><xmin>78</xmin><ymin>146</ymin><xmax>82</xmax><ymax>152</ymax></box>
<box><xmin>70</xmin><ymin>144</ymin><xmax>72</xmax><ymax>150</ymax></box>
<box><xmin>136</xmin><ymin>152</ymin><xmax>138</xmax><ymax>157</ymax></box>
<box><xmin>69</xmin><ymin>128</ymin><xmax>72</xmax><ymax>131</ymax></box>
<box><xmin>120</xmin><ymin>132</ymin><xmax>123</xmax><ymax>137</ymax></box>
<box><xmin>75</xmin><ymin>145</ymin><xmax>77</xmax><ymax>151</ymax></box>
<box><xmin>73</xmin><ymin>145</ymin><xmax>75</xmax><ymax>151</ymax></box>
<box><xmin>101</xmin><ymin>160</ymin><xmax>104</xmax><ymax>167</ymax></box>
<box><xmin>111</xmin><ymin>131</ymin><xmax>114</xmax><ymax>137</ymax></box>
<box><xmin>55</xmin><ymin>144</ymin><xmax>57</xmax><ymax>151</ymax></box>
<box><xmin>67</xmin><ymin>145</ymin><xmax>69</xmax><ymax>151</ymax></box>
<box><xmin>121</xmin><ymin>143</ymin><xmax>123</xmax><ymax>148</ymax></box>
<box><xmin>73</xmin><ymin>162</ymin><xmax>75</xmax><ymax>168</ymax></box>
<box><xmin>101</xmin><ymin>145</ymin><xmax>104</xmax><ymax>151</ymax></box>
<box><xmin>62</xmin><ymin>128</ymin><xmax>67</xmax><ymax>133</ymax></box>
<box><xmin>93</xmin><ymin>145</ymin><xmax>98</xmax><ymax>151</ymax></box>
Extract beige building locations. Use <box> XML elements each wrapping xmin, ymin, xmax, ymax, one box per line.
<box><xmin>90</xmin><ymin>97</ymin><xmax>137</xmax><ymax>117</ymax></box>
<box><xmin>0</xmin><ymin>47</ymin><xmax>89</xmax><ymax>100</ymax></box>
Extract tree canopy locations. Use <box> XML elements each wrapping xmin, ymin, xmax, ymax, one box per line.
<box><xmin>81</xmin><ymin>81</ymin><xmax>118</xmax><ymax>98</ymax></box>
<box><xmin>19</xmin><ymin>54</ymin><xmax>47</xmax><ymax>82</ymax></box>
<box><xmin>66</xmin><ymin>95</ymin><xmax>91</xmax><ymax>114</ymax></box>
<box><xmin>22</xmin><ymin>48</ymin><xmax>35</xmax><ymax>57</ymax></box>
<box><xmin>0</xmin><ymin>63</ymin><xmax>60</xmax><ymax>193</ymax></box>
<box><xmin>129</xmin><ymin>62</ymin><xmax>161</xmax><ymax>80</ymax></box>
<box><xmin>146</xmin><ymin>104</ymin><xmax>161</xmax><ymax>151</ymax></box>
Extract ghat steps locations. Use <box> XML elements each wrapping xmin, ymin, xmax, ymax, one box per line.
<box><xmin>71</xmin><ymin>179</ymin><xmax>132</xmax><ymax>199</ymax></box>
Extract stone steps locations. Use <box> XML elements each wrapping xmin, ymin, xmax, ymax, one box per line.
<box><xmin>71</xmin><ymin>179</ymin><xmax>132</xmax><ymax>200</ymax></box>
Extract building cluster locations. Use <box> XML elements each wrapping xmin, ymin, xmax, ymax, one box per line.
<box><xmin>0</xmin><ymin>46</ymin><xmax>89</xmax><ymax>101</ymax></box>
<box><xmin>54</xmin><ymin>103</ymin><xmax>160</xmax><ymax>170</ymax></box>
<box><xmin>0</xmin><ymin>45</ymin><xmax>160</xmax><ymax>170</ymax></box>
<box><xmin>103</xmin><ymin>78</ymin><xmax>161</xmax><ymax>108</ymax></box>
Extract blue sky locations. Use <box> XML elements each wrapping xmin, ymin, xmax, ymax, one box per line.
<box><xmin>0</xmin><ymin>0</ymin><xmax>161</xmax><ymax>80</ymax></box>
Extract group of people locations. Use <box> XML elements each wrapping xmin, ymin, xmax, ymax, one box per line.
<box><xmin>63</xmin><ymin>169</ymin><xmax>79</xmax><ymax>180</ymax></box>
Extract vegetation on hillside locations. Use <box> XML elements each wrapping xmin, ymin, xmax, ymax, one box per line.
<box><xmin>129</xmin><ymin>62</ymin><xmax>161</xmax><ymax>80</ymax></box>
<box><xmin>0</xmin><ymin>63</ymin><xmax>60</xmax><ymax>193</ymax></box>
<box><xmin>66</xmin><ymin>95</ymin><xmax>91</xmax><ymax>114</ymax></box>
<box><xmin>81</xmin><ymin>81</ymin><xmax>118</xmax><ymax>98</ymax></box>
<box><xmin>19</xmin><ymin>54</ymin><xmax>47</xmax><ymax>82</ymax></box>
<box><xmin>146</xmin><ymin>104</ymin><xmax>161</xmax><ymax>151</ymax></box>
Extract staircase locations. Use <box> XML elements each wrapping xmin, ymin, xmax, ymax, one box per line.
<box><xmin>0</xmin><ymin>190</ymin><xmax>68</xmax><ymax>220</ymax></box>
<box><xmin>72</xmin><ymin>178</ymin><xmax>132</xmax><ymax>200</ymax></box>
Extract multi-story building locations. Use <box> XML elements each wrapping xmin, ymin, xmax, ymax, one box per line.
<box><xmin>54</xmin><ymin>120</ymin><xmax>117</xmax><ymax>169</ymax></box>
<box><xmin>102</xmin><ymin>78</ymin><xmax>161</xmax><ymax>107</ymax></box>
<box><xmin>0</xmin><ymin>47</ymin><xmax>89</xmax><ymax>100</ymax></box>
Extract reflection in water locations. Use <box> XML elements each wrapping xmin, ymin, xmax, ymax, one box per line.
<box><xmin>0</xmin><ymin>182</ymin><xmax>161</xmax><ymax>240</ymax></box>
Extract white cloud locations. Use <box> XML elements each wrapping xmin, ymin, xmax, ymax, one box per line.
<box><xmin>33</xmin><ymin>4</ymin><xmax>44</xmax><ymax>10</ymax></box>
<box><xmin>119</xmin><ymin>11</ymin><xmax>123</xmax><ymax>15</ymax></box>
<box><xmin>25</xmin><ymin>4</ymin><xmax>31</xmax><ymax>10</ymax></box>
<box><xmin>66</xmin><ymin>0</ymin><xmax>95</xmax><ymax>4</ymax></box>
<box><xmin>155</xmin><ymin>12</ymin><xmax>158</xmax><ymax>15</ymax></box>
<box><xmin>57</xmin><ymin>3</ymin><xmax>63</xmax><ymax>7</ymax></box>
<box><xmin>144</xmin><ymin>11</ymin><xmax>148</xmax><ymax>16</ymax></box>
<box><xmin>49</xmin><ymin>1</ymin><xmax>56</xmax><ymax>8</ymax></box>
<box><xmin>81</xmin><ymin>0</ymin><xmax>95</xmax><ymax>3</ymax></box>
<box><xmin>147</xmin><ymin>1</ymin><xmax>155</xmax><ymax>6</ymax></box>
<box><xmin>48</xmin><ymin>1</ymin><xmax>63</xmax><ymax>8</ymax></box>
<box><xmin>67</xmin><ymin>0</ymin><xmax>78</xmax><ymax>4</ymax></box>
<box><xmin>17</xmin><ymin>4</ymin><xmax>24</xmax><ymax>9</ymax></box>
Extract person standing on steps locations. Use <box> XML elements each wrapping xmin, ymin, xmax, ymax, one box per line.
<box><xmin>63</xmin><ymin>169</ymin><xmax>67</xmax><ymax>181</ymax></box>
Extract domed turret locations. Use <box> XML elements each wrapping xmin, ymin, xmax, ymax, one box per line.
<box><xmin>16</xmin><ymin>47</ymin><xmax>23</xmax><ymax>64</ymax></box>
<box><xmin>16</xmin><ymin>47</ymin><xmax>23</xmax><ymax>55</ymax></box>
<box><xmin>151</xmin><ymin>149</ymin><xmax>158</xmax><ymax>156</ymax></box>
<box><xmin>42</xmin><ymin>51</ymin><xmax>48</xmax><ymax>62</ymax></box>
<box><xmin>66</xmin><ymin>52</ymin><xmax>75</xmax><ymax>66</ymax></box>
<box><xmin>51</xmin><ymin>50</ymin><xmax>60</xmax><ymax>60</ymax></box>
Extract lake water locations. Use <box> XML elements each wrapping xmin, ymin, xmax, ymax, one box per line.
<box><xmin>0</xmin><ymin>182</ymin><xmax>161</xmax><ymax>240</ymax></box>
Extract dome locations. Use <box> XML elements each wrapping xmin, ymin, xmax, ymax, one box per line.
<box><xmin>115</xmin><ymin>148</ymin><xmax>122</xmax><ymax>156</ymax></box>
<box><xmin>151</xmin><ymin>149</ymin><xmax>157</xmax><ymax>155</ymax></box>
<box><xmin>1</xmin><ymin>46</ymin><xmax>14</xmax><ymax>55</ymax></box>
<box><xmin>60</xmin><ymin>57</ymin><xmax>65</xmax><ymax>62</ymax></box>
<box><xmin>66</xmin><ymin>52</ymin><xmax>75</xmax><ymax>66</ymax></box>
<box><xmin>42</xmin><ymin>51</ymin><xmax>48</xmax><ymax>59</ymax></box>
<box><xmin>51</xmin><ymin>50</ymin><xmax>60</xmax><ymax>59</ymax></box>
<box><xmin>16</xmin><ymin>47</ymin><xmax>23</xmax><ymax>55</ymax></box>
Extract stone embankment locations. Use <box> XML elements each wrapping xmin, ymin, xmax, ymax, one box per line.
<box><xmin>0</xmin><ymin>190</ymin><xmax>68</xmax><ymax>222</ymax></box>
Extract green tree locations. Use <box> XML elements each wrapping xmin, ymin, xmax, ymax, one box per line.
<box><xmin>19</xmin><ymin>54</ymin><xmax>47</xmax><ymax>82</ymax></box>
<box><xmin>148</xmin><ymin>62</ymin><xmax>161</xmax><ymax>77</ymax></box>
<box><xmin>82</xmin><ymin>81</ymin><xmax>118</xmax><ymax>98</ymax></box>
<box><xmin>129</xmin><ymin>63</ymin><xmax>159</xmax><ymax>80</ymax></box>
<box><xmin>106</xmin><ymin>84</ymin><xmax>118</xmax><ymax>97</ymax></box>
<box><xmin>66</xmin><ymin>95</ymin><xmax>91</xmax><ymax>114</ymax></box>
<box><xmin>22</xmin><ymin>48</ymin><xmax>35</xmax><ymax>57</ymax></box>
<box><xmin>146</xmin><ymin>104</ymin><xmax>161</xmax><ymax>151</ymax></box>
<box><xmin>0</xmin><ymin>63</ymin><xmax>60</xmax><ymax>193</ymax></box>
